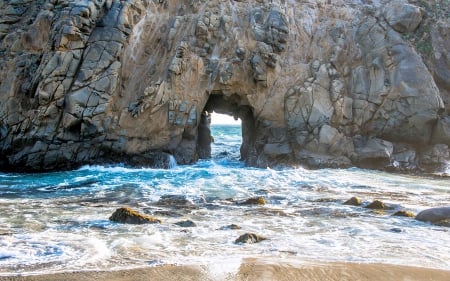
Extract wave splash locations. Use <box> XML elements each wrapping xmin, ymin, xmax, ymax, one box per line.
<box><xmin>1</xmin><ymin>125</ymin><xmax>450</xmax><ymax>275</ymax></box>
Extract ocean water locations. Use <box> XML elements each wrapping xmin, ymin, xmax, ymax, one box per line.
<box><xmin>0</xmin><ymin>125</ymin><xmax>449</xmax><ymax>276</ymax></box>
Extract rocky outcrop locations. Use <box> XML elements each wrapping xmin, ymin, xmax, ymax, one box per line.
<box><xmin>0</xmin><ymin>0</ymin><xmax>449</xmax><ymax>172</ymax></box>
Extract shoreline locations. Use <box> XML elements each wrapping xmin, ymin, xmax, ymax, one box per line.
<box><xmin>1</xmin><ymin>260</ymin><xmax>449</xmax><ymax>281</ymax></box>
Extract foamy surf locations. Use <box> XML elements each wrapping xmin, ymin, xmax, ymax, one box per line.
<box><xmin>0</xmin><ymin>125</ymin><xmax>449</xmax><ymax>276</ymax></box>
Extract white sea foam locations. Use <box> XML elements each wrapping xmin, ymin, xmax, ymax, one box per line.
<box><xmin>1</xmin><ymin>125</ymin><xmax>450</xmax><ymax>275</ymax></box>
<box><xmin>169</xmin><ymin>155</ymin><xmax>177</xmax><ymax>169</ymax></box>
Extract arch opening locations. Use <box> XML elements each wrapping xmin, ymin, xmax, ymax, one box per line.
<box><xmin>197</xmin><ymin>94</ymin><xmax>256</xmax><ymax>163</ymax></box>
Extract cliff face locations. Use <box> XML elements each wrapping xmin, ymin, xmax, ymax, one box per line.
<box><xmin>0</xmin><ymin>0</ymin><xmax>449</xmax><ymax>172</ymax></box>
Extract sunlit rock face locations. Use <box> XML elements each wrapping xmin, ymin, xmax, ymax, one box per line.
<box><xmin>0</xmin><ymin>0</ymin><xmax>449</xmax><ymax>172</ymax></box>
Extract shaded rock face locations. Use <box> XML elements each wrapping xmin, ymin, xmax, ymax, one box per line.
<box><xmin>0</xmin><ymin>0</ymin><xmax>449</xmax><ymax>172</ymax></box>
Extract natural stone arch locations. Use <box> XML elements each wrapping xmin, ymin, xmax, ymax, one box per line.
<box><xmin>199</xmin><ymin>93</ymin><xmax>256</xmax><ymax>163</ymax></box>
<box><xmin>0</xmin><ymin>0</ymin><xmax>448</xmax><ymax>172</ymax></box>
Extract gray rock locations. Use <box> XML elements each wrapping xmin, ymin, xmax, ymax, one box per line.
<box><xmin>420</xmin><ymin>144</ymin><xmax>450</xmax><ymax>168</ymax></box>
<box><xmin>235</xmin><ymin>233</ymin><xmax>267</xmax><ymax>244</ymax></box>
<box><xmin>432</xmin><ymin>117</ymin><xmax>450</xmax><ymax>146</ymax></box>
<box><xmin>384</xmin><ymin>0</ymin><xmax>423</xmax><ymax>33</ymax></box>
<box><xmin>416</xmin><ymin>207</ymin><xmax>450</xmax><ymax>223</ymax></box>
<box><xmin>174</xmin><ymin>220</ymin><xmax>197</xmax><ymax>227</ymax></box>
<box><xmin>355</xmin><ymin>138</ymin><xmax>393</xmax><ymax>163</ymax></box>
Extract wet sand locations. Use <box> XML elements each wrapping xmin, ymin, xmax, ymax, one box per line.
<box><xmin>1</xmin><ymin>259</ymin><xmax>449</xmax><ymax>281</ymax></box>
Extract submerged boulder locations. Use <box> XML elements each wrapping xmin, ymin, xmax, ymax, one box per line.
<box><xmin>218</xmin><ymin>224</ymin><xmax>242</xmax><ymax>230</ymax></box>
<box><xmin>343</xmin><ymin>197</ymin><xmax>362</xmax><ymax>206</ymax></box>
<box><xmin>365</xmin><ymin>200</ymin><xmax>388</xmax><ymax>210</ymax></box>
<box><xmin>174</xmin><ymin>220</ymin><xmax>197</xmax><ymax>227</ymax></box>
<box><xmin>242</xmin><ymin>197</ymin><xmax>267</xmax><ymax>205</ymax></box>
<box><xmin>393</xmin><ymin>210</ymin><xmax>415</xmax><ymax>218</ymax></box>
<box><xmin>109</xmin><ymin>207</ymin><xmax>161</xmax><ymax>224</ymax></box>
<box><xmin>416</xmin><ymin>207</ymin><xmax>450</xmax><ymax>223</ymax></box>
<box><xmin>235</xmin><ymin>233</ymin><xmax>267</xmax><ymax>244</ymax></box>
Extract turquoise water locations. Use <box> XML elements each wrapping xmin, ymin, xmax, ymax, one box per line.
<box><xmin>0</xmin><ymin>125</ymin><xmax>450</xmax><ymax>276</ymax></box>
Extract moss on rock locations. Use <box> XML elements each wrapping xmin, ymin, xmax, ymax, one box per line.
<box><xmin>343</xmin><ymin>197</ymin><xmax>362</xmax><ymax>206</ymax></box>
<box><xmin>243</xmin><ymin>197</ymin><xmax>267</xmax><ymax>205</ymax></box>
<box><xmin>365</xmin><ymin>200</ymin><xmax>386</xmax><ymax>210</ymax></box>
<box><xmin>393</xmin><ymin>210</ymin><xmax>415</xmax><ymax>218</ymax></box>
<box><xmin>109</xmin><ymin>207</ymin><xmax>161</xmax><ymax>224</ymax></box>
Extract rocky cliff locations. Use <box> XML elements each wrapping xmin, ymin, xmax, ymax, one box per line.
<box><xmin>0</xmin><ymin>0</ymin><xmax>449</xmax><ymax>172</ymax></box>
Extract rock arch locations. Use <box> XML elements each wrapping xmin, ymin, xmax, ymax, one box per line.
<box><xmin>200</xmin><ymin>93</ymin><xmax>256</xmax><ymax>163</ymax></box>
<box><xmin>0</xmin><ymin>0</ymin><xmax>449</xmax><ymax>172</ymax></box>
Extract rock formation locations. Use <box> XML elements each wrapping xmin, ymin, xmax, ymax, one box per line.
<box><xmin>416</xmin><ymin>207</ymin><xmax>450</xmax><ymax>223</ymax></box>
<box><xmin>0</xmin><ymin>0</ymin><xmax>449</xmax><ymax>172</ymax></box>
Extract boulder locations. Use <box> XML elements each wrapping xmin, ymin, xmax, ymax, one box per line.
<box><xmin>343</xmin><ymin>197</ymin><xmax>362</xmax><ymax>206</ymax></box>
<box><xmin>355</xmin><ymin>138</ymin><xmax>394</xmax><ymax>164</ymax></box>
<box><xmin>156</xmin><ymin>195</ymin><xmax>201</xmax><ymax>207</ymax></box>
<box><xmin>218</xmin><ymin>224</ymin><xmax>242</xmax><ymax>230</ymax></box>
<box><xmin>384</xmin><ymin>0</ymin><xmax>423</xmax><ymax>33</ymax></box>
<box><xmin>365</xmin><ymin>200</ymin><xmax>387</xmax><ymax>210</ymax></box>
<box><xmin>242</xmin><ymin>197</ymin><xmax>267</xmax><ymax>205</ymax></box>
<box><xmin>235</xmin><ymin>233</ymin><xmax>267</xmax><ymax>244</ymax></box>
<box><xmin>393</xmin><ymin>210</ymin><xmax>415</xmax><ymax>218</ymax></box>
<box><xmin>174</xmin><ymin>220</ymin><xmax>197</xmax><ymax>227</ymax></box>
<box><xmin>109</xmin><ymin>207</ymin><xmax>161</xmax><ymax>224</ymax></box>
<box><xmin>416</xmin><ymin>207</ymin><xmax>450</xmax><ymax>223</ymax></box>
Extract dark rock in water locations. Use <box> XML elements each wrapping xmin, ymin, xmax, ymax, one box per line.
<box><xmin>218</xmin><ymin>224</ymin><xmax>242</xmax><ymax>230</ymax></box>
<box><xmin>155</xmin><ymin>195</ymin><xmax>204</xmax><ymax>212</ymax></box>
<box><xmin>365</xmin><ymin>200</ymin><xmax>387</xmax><ymax>209</ymax></box>
<box><xmin>314</xmin><ymin>198</ymin><xmax>338</xmax><ymax>203</ymax></box>
<box><xmin>246</xmin><ymin>208</ymin><xmax>290</xmax><ymax>217</ymax></box>
<box><xmin>109</xmin><ymin>207</ymin><xmax>161</xmax><ymax>224</ymax></box>
<box><xmin>416</xmin><ymin>207</ymin><xmax>450</xmax><ymax>223</ymax></box>
<box><xmin>434</xmin><ymin>220</ymin><xmax>450</xmax><ymax>228</ymax></box>
<box><xmin>242</xmin><ymin>197</ymin><xmax>267</xmax><ymax>205</ymax></box>
<box><xmin>256</xmin><ymin>189</ymin><xmax>270</xmax><ymax>195</ymax></box>
<box><xmin>390</xmin><ymin>228</ymin><xmax>404</xmax><ymax>233</ymax></box>
<box><xmin>153</xmin><ymin>210</ymin><xmax>184</xmax><ymax>217</ymax></box>
<box><xmin>174</xmin><ymin>220</ymin><xmax>196</xmax><ymax>227</ymax></box>
<box><xmin>156</xmin><ymin>195</ymin><xmax>195</xmax><ymax>206</ymax></box>
<box><xmin>217</xmin><ymin>151</ymin><xmax>229</xmax><ymax>157</ymax></box>
<box><xmin>393</xmin><ymin>210</ymin><xmax>415</xmax><ymax>218</ymax></box>
<box><xmin>235</xmin><ymin>233</ymin><xmax>267</xmax><ymax>244</ymax></box>
<box><xmin>343</xmin><ymin>197</ymin><xmax>362</xmax><ymax>206</ymax></box>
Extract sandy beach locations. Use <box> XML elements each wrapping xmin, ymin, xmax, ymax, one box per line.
<box><xmin>1</xmin><ymin>259</ymin><xmax>449</xmax><ymax>281</ymax></box>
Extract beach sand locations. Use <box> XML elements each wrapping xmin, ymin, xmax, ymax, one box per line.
<box><xmin>1</xmin><ymin>259</ymin><xmax>449</xmax><ymax>281</ymax></box>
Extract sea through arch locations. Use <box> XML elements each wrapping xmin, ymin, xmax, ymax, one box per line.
<box><xmin>209</xmin><ymin>112</ymin><xmax>242</xmax><ymax>160</ymax></box>
<box><xmin>197</xmin><ymin>93</ymin><xmax>256</xmax><ymax>163</ymax></box>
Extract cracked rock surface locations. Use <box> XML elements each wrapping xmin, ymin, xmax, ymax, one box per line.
<box><xmin>0</xmin><ymin>0</ymin><xmax>449</xmax><ymax>172</ymax></box>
